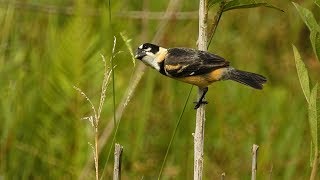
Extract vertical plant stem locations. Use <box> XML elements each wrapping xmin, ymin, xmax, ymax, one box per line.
<box><xmin>111</xmin><ymin>53</ymin><xmax>116</xmax><ymax>127</ymax></box>
<box><xmin>113</xmin><ymin>143</ymin><xmax>123</xmax><ymax>180</ymax></box>
<box><xmin>110</xmin><ymin>38</ymin><xmax>116</xmax><ymax>142</ymax></box>
<box><xmin>268</xmin><ymin>164</ymin><xmax>273</xmax><ymax>180</ymax></box>
<box><xmin>108</xmin><ymin>0</ymin><xmax>116</xmax><ymax>133</ymax></box>
<box><xmin>221</xmin><ymin>172</ymin><xmax>226</xmax><ymax>180</ymax></box>
<box><xmin>194</xmin><ymin>0</ymin><xmax>208</xmax><ymax>179</ymax></box>
<box><xmin>251</xmin><ymin>144</ymin><xmax>259</xmax><ymax>180</ymax></box>
<box><xmin>108</xmin><ymin>0</ymin><xmax>111</xmax><ymax>24</ymax></box>
<box><xmin>310</xmin><ymin>147</ymin><xmax>318</xmax><ymax>180</ymax></box>
<box><xmin>95</xmin><ymin>126</ymin><xmax>99</xmax><ymax>180</ymax></box>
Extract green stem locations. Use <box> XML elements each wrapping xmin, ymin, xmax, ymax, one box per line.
<box><xmin>310</xmin><ymin>147</ymin><xmax>318</xmax><ymax>180</ymax></box>
<box><xmin>208</xmin><ymin>1</ymin><xmax>225</xmax><ymax>48</ymax></box>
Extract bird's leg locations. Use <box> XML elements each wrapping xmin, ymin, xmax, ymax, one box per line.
<box><xmin>194</xmin><ymin>87</ymin><xmax>208</xmax><ymax>109</ymax></box>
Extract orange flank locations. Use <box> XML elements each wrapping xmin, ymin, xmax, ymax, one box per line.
<box><xmin>209</xmin><ymin>68</ymin><xmax>224</xmax><ymax>81</ymax></box>
<box><xmin>176</xmin><ymin>68</ymin><xmax>226</xmax><ymax>88</ymax></box>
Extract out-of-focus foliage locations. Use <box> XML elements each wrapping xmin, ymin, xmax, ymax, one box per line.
<box><xmin>293</xmin><ymin>2</ymin><xmax>319</xmax><ymax>175</ymax></box>
<box><xmin>0</xmin><ymin>0</ymin><xmax>319</xmax><ymax>179</ymax></box>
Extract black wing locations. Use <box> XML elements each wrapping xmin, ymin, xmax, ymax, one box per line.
<box><xmin>164</xmin><ymin>48</ymin><xmax>229</xmax><ymax>77</ymax></box>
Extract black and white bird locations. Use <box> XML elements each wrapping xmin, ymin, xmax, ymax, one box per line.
<box><xmin>135</xmin><ymin>43</ymin><xmax>267</xmax><ymax>109</ymax></box>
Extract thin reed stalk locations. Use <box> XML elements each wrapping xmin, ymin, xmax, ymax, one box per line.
<box><xmin>251</xmin><ymin>144</ymin><xmax>259</xmax><ymax>180</ymax></box>
<box><xmin>113</xmin><ymin>143</ymin><xmax>123</xmax><ymax>180</ymax></box>
<box><xmin>194</xmin><ymin>0</ymin><xmax>208</xmax><ymax>179</ymax></box>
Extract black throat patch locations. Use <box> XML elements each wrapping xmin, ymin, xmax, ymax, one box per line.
<box><xmin>158</xmin><ymin>60</ymin><xmax>166</xmax><ymax>76</ymax></box>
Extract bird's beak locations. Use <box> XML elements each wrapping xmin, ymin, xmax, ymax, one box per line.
<box><xmin>135</xmin><ymin>49</ymin><xmax>146</xmax><ymax>60</ymax></box>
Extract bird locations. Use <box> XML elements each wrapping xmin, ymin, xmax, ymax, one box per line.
<box><xmin>135</xmin><ymin>43</ymin><xmax>267</xmax><ymax>109</ymax></box>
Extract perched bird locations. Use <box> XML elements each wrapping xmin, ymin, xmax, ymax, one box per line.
<box><xmin>135</xmin><ymin>43</ymin><xmax>267</xmax><ymax>109</ymax></box>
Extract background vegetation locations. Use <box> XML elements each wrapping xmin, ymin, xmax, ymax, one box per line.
<box><xmin>0</xmin><ymin>0</ymin><xmax>319</xmax><ymax>179</ymax></box>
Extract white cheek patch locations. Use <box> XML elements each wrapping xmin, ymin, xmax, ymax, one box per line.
<box><xmin>146</xmin><ymin>52</ymin><xmax>155</xmax><ymax>57</ymax></box>
<box><xmin>142</xmin><ymin>56</ymin><xmax>160</xmax><ymax>71</ymax></box>
<box><xmin>145</xmin><ymin>47</ymin><xmax>151</xmax><ymax>51</ymax></box>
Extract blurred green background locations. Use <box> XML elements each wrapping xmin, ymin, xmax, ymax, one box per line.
<box><xmin>1</xmin><ymin>0</ymin><xmax>320</xmax><ymax>179</ymax></box>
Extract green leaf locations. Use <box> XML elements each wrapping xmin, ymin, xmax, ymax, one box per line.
<box><xmin>292</xmin><ymin>45</ymin><xmax>310</xmax><ymax>103</ymax></box>
<box><xmin>314</xmin><ymin>32</ymin><xmax>320</xmax><ymax>61</ymax></box>
<box><xmin>294</xmin><ymin>3</ymin><xmax>320</xmax><ymax>61</ymax></box>
<box><xmin>309</xmin><ymin>83</ymin><xmax>318</xmax><ymax>151</ymax></box>
<box><xmin>316</xmin><ymin>32</ymin><xmax>320</xmax><ymax>61</ymax></box>
<box><xmin>223</xmin><ymin>0</ymin><xmax>284</xmax><ymax>12</ymax></box>
<box><xmin>293</xmin><ymin>2</ymin><xmax>320</xmax><ymax>33</ymax></box>
<box><xmin>310</xmin><ymin>31</ymin><xmax>320</xmax><ymax>61</ymax></box>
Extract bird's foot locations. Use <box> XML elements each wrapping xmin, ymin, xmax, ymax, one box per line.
<box><xmin>193</xmin><ymin>100</ymin><xmax>208</xmax><ymax>109</ymax></box>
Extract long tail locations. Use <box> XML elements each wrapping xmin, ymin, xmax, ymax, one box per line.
<box><xmin>227</xmin><ymin>68</ymin><xmax>267</xmax><ymax>89</ymax></box>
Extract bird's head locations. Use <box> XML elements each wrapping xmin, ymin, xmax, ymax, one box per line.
<box><xmin>135</xmin><ymin>43</ymin><xmax>160</xmax><ymax>60</ymax></box>
<box><xmin>135</xmin><ymin>43</ymin><xmax>167</xmax><ymax>71</ymax></box>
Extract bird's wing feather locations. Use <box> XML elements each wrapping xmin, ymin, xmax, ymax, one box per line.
<box><xmin>164</xmin><ymin>48</ymin><xmax>229</xmax><ymax>77</ymax></box>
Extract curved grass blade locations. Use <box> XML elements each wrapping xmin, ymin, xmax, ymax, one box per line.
<box><xmin>223</xmin><ymin>0</ymin><xmax>284</xmax><ymax>12</ymax></box>
<box><xmin>292</xmin><ymin>45</ymin><xmax>310</xmax><ymax>104</ymax></box>
<box><xmin>157</xmin><ymin>86</ymin><xmax>193</xmax><ymax>180</ymax></box>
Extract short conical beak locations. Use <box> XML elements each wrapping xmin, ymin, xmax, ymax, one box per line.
<box><xmin>135</xmin><ymin>49</ymin><xmax>146</xmax><ymax>60</ymax></box>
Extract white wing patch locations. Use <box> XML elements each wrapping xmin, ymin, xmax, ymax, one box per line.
<box><xmin>189</xmin><ymin>72</ymin><xmax>195</xmax><ymax>75</ymax></box>
<box><xmin>177</xmin><ymin>65</ymin><xmax>188</xmax><ymax>73</ymax></box>
<box><xmin>139</xmin><ymin>44</ymin><xmax>143</xmax><ymax>49</ymax></box>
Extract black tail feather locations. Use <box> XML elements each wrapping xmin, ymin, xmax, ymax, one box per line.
<box><xmin>228</xmin><ymin>69</ymin><xmax>267</xmax><ymax>89</ymax></box>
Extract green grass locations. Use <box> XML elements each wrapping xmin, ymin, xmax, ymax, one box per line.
<box><xmin>0</xmin><ymin>0</ymin><xmax>319</xmax><ymax>179</ymax></box>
